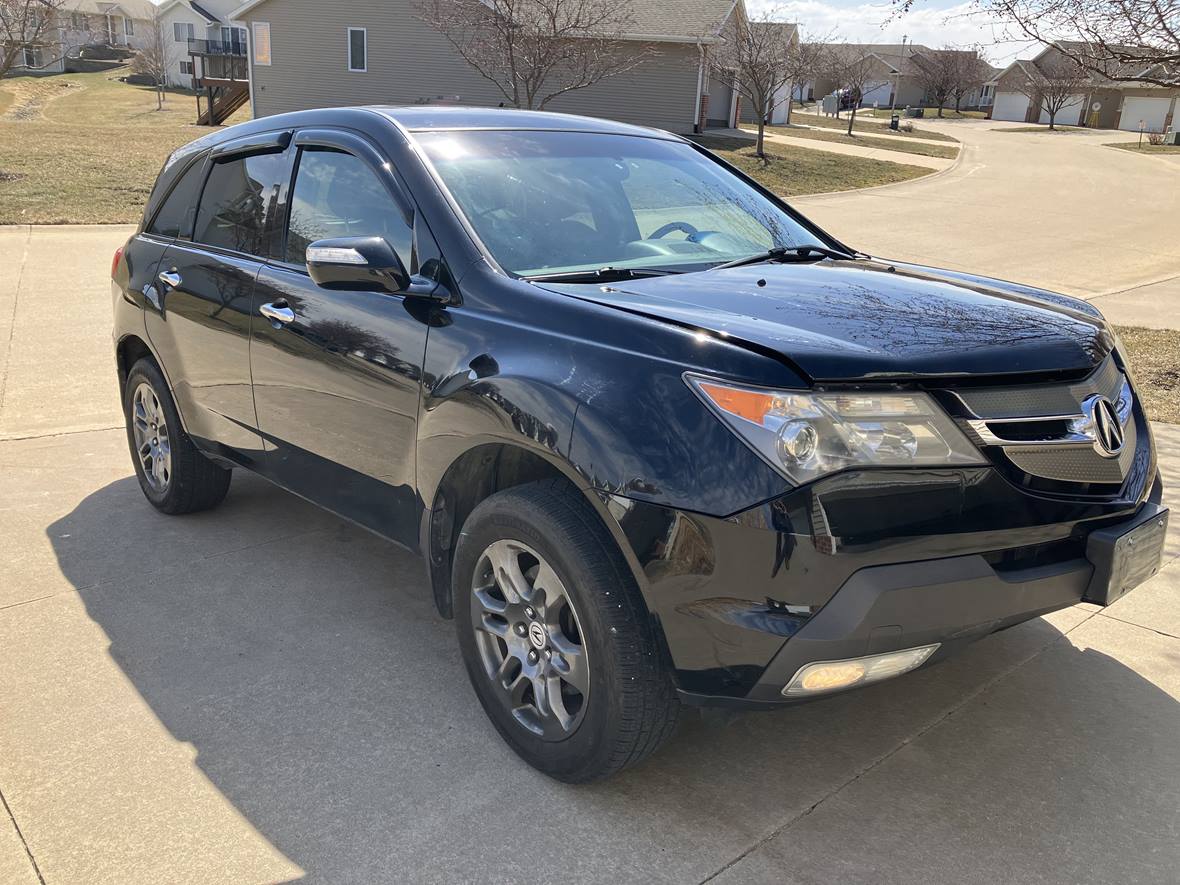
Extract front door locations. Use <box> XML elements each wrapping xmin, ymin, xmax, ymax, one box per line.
<box><xmin>250</xmin><ymin>132</ymin><xmax>430</xmax><ymax>546</ymax></box>
<box><xmin>146</xmin><ymin>142</ymin><xmax>291</xmax><ymax>466</ymax></box>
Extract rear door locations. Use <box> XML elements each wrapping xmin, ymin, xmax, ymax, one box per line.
<box><xmin>146</xmin><ymin>131</ymin><xmax>292</xmax><ymax>467</ymax></box>
<box><xmin>249</xmin><ymin>129</ymin><xmax>431</xmax><ymax>546</ymax></box>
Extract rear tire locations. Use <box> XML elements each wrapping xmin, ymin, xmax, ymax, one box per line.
<box><xmin>453</xmin><ymin>479</ymin><xmax>680</xmax><ymax>782</ymax></box>
<box><xmin>123</xmin><ymin>357</ymin><xmax>231</xmax><ymax>514</ymax></box>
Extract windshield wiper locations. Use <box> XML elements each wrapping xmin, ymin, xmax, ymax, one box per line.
<box><xmin>523</xmin><ymin>266</ymin><xmax>680</xmax><ymax>284</ymax></box>
<box><xmin>710</xmin><ymin>244</ymin><xmax>855</xmax><ymax>271</ymax></box>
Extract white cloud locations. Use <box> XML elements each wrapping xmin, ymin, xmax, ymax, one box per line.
<box><xmin>745</xmin><ymin>0</ymin><xmax>1040</xmax><ymax>64</ymax></box>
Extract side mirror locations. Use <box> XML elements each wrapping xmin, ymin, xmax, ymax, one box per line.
<box><xmin>306</xmin><ymin>236</ymin><xmax>411</xmax><ymax>294</ymax></box>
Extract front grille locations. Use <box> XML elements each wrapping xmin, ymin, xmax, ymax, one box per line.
<box><xmin>939</xmin><ymin>354</ymin><xmax>1140</xmax><ymax>491</ymax></box>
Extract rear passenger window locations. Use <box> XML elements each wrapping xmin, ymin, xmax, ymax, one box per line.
<box><xmin>147</xmin><ymin>155</ymin><xmax>205</xmax><ymax>239</ymax></box>
<box><xmin>285</xmin><ymin>148</ymin><xmax>411</xmax><ymax>267</ymax></box>
<box><xmin>193</xmin><ymin>152</ymin><xmax>287</xmax><ymax>256</ymax></box>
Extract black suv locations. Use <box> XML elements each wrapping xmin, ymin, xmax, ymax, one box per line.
<box><xmin>112</xmin><ymin>107</ymin><xmax>1167</xmax><ymax>782</ymax></box>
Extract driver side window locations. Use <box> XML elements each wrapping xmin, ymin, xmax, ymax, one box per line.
<box><xmin>284</xmin><ymin>147</ymin><xmax>412</xmax><ymax>268</ymax></box>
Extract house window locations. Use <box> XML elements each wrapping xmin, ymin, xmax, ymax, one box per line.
<box><xmin>348</xmin><ymin>27</ymin><xmax>366</xmax><ymax>72</ymax></box>
<box><xmin>174</xmin><ymin>22</ymin><xmax>194</xmax><ymax>43</ymax></box>
<box><xmin>71</xmin><ymin>12</ymin><xmax>85</xmax><ymax>29</ymax></box>
<box><xmin>180</xmin><ymin>61</ymin><xmax>194</xmax><ymax>75</ymax></box>
<box><xmin>23</xmin><ymin>47</ymin><xmax>36</xmax><ymax>68</ymax></box>
<box><xmin>124</xmin><ymin>17</ymin><xmax>133</xmax><ymax>36</ymax></box>
<box><xmin>252</xmin><ymin>22</ymin><xmax>271</xmax><ymax>65</ymax></box>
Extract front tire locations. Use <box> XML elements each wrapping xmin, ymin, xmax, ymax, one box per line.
<box><xmin>453</xmin><ymin>479</ymin><xmax>680</xmax><ymax>782</ymax></box>
<box><xmin>123</xmin><ymin>357</ymin><xmax>231</xmax><ymax>514</ymax></box>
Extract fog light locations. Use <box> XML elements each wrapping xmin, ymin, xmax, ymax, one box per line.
<box><xmin>782</xmin><ymin>644</ymin><xmax>940</xmax><ymax>697</ymax></box>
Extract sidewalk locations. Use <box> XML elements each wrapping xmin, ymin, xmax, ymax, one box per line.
<box><xmin>714</xmin><ymin>127</ymin><xmax>954</xmax><ymax>171</ymax></box>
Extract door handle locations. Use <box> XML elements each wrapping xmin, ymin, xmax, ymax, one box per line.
<box><xmin>158</xmin><ymin>270</ymin><xmax>181</xmax><ymax>288</ymax></box>
<box><xmin>260</xmin><ymin>301</ymin><xmax>295</xmax><ymax>324</ymax></box>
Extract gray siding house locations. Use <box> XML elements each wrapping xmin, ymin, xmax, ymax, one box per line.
<box><xmin>229</xmin><ymin>0</ymin><xmax>746</xmax><ymax>133</ymax></box>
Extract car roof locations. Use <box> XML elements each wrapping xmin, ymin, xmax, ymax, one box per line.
<box><xmin>369</xmin><ymin>105</ymin><xmax>681</xmax><ymax>140</ymax></box>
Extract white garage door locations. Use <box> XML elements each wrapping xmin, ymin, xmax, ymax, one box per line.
<box><xmin>1039</xmin><ymin>94</ymin><xmax>1085</xmax><ymax>126</ymax></box>
<box><xmin>992</xmin><ymin>91</ymin><xmax>1030</xmax><ymax>122</ymax></box>
<box><xmin>1120</xmin><ymin>97</ymin><xmax>1171</xmax><ymax>132</ymax></box>
<box><xmin>860</xmin><ymin>81</ymin><xmax>892</xmax><ymax>107</ymax></box>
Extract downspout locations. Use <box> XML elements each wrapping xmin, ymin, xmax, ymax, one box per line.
<box><xmin>694</xmin><ymin>40</ymin><xmax>705</xmax><ymax>134</ymax></box>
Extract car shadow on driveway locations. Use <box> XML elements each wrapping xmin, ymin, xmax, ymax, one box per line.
<box><xmin>48</xmin><ymin>474</ymin><xmax>1180</xmax><ymax>884</ymax></box>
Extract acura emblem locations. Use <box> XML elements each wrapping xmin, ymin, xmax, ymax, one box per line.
<box><xmin>1088</xmin><ymin>396</ymin><xmax>1125</xmax><ymax>457</ymax></box>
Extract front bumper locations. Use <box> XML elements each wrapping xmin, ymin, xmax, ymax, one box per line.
<box><xmin>601</xmin><ymin>463</ymin><xmax>1165</xmax><ymax>709</ymax></box>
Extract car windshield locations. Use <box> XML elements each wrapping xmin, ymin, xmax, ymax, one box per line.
<box><xmin>416</xmin><ymin>130</ymin><xmax>825</xmax><ymax>278</ymax></box>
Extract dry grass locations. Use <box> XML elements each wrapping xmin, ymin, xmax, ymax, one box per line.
<box><xmin>1114</xmin><ymin>326</ymin><xmax>1180</xmax><ymax>424</ymax></box>
<box><xmin>1106</xmin><ymin>142</ymin><xmax>1180</xmax><ymax>155</ymax></box>
<box><xmin>792</xmin><ymin>111</ymin><xmax>960</xmax><ymax>143</ymax></box>
<box><xmin>767</xmin><ymin>125</ymin><xmax>959</xmax><ymax>159</ymax></box>
<box><xmin>692</xmin><ymin>135</ymin><xmax>932</xmax><ymax>196</ymax></box>
<box><xmin>0</xmin><ymin>69</ymin><xmax>250</xmax><ymax>224</ymax></box>
<box><xmin>865</xmin><ymin>107</ymin><xmax>987</xmax><ymax>120</ymax></box>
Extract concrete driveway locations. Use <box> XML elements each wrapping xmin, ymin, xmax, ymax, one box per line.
<box><xmin>2</xmin><ymin>138</ymin><xmax>1180</xmax><ymax>884</ymax></box>
<box><xmin>794</xmin><ymin>119</ymin><xmax>1180</xmax><ymax>322</ymax></box>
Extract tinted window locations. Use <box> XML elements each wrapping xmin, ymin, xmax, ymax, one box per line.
<box><xmin>193</xmin><ymin>152</ymin><xmax>288</xmax><ymax>256</ymax></box>
<box><xmin>418</xmin><ymin>130</ymin><xmax>819</xmax><ymax>276</ymax></box>
<box><xmin>147</xmin><ymin>155</ymin><xmax>205</xmax><ymax>238</ymax></box>
<box><xmin>285</xmin><ymin>148</ymin><xmax>410</xmax><ymax>266</ymax></box>
<box><xmin>348</xmin><ymin>28</ymin><xmax>366</xmax><ymax>71</ymax></box>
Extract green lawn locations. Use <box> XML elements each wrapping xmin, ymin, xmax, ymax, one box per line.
<box><xmin>790</xmin><ymin>111</ymin><xmax>959</xmax><ymax>143</ymax></box>
<box><xmin>1106</xmin><ymin>142</ymin><xmax>1180</xmax><ymax>155</ymax></box>
<box><xmin>0</xmin><ymin>69</ymin><xmax>250</xmax><ymax>224</ymax></box>
<box><xmin>1114</xmin><ymin>326</ymin><xmax>1180</xmax><ymax>424</ymax></box>
<box><xmin>768</xmin><ymin>125</ymin><xmax>959</xmax><ymax>159</ymax></box>
<box><xmin>692</xmin><ymin>135</ymin><xmax>932</xmax><ymax>196</ymax></box>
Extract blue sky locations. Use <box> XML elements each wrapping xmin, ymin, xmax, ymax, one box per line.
<box><xmin>746</xmin><ymin>0</ymin><xmax>1042</xmax><ymax>64</ymax></box>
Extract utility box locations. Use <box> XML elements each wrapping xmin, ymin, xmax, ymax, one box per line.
<box><xmin>890</xmin><ymin>114</ymin><xmax>900</xmax><ymax>130</ymax></box>
<box><xmin>821</xmin><ymin>94</ymin><xmax>838</xmax><ymax>116</ymax></box>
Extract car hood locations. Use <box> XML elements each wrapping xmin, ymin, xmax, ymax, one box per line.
<box><xmin>538</xmin><ymin>259</ymin><xmax>1112</xmax><ymax>383</ymax></box>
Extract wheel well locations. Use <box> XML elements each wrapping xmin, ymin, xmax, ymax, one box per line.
<box><xmin>428</xmin><ymin>444</ymin><xmax>574</xmax><ymax>618</ymax></box>
<box><xmin>116</xmin><ymin>335</ymin><xmax>154</xmax><ymax>392</ymax></box>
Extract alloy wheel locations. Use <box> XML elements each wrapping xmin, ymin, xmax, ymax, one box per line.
<box><xmin>470</xmin><ymin>539</ymin><xmax>590</xmax><ymax>740</ymax></box>
<box><xmin>131</xmin><ymin>381</ymin><xmax>172</xmax><ymax>493</ymax></box>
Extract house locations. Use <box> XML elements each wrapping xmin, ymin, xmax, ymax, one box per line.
<box><xmin>800</xmin><ymin>43</ymin><xmax>998</xmax><ymax>111</ymax></box>
<box><xmin>4</xmin><ymin>0</ymin><xmax>155</xmax><ymax>73</ymax></box>
<box><xmin>156</xmin><ymin>0</ymin><xmax>248</xmax><ymax>89</ymax></box>
<box><xmin>734</xmin><ymin>21</ymin><xmax>800</xmax><ymax>126</ymax></box>
<box><xmin>990</xmin><ymin>42</ymin><xmax>1179</xmax><ymax>131</ymax></box>
<box><xmin>227</xmin><ymin>0</ymin><xmax>767</xmax><ymax>134</ymax></box>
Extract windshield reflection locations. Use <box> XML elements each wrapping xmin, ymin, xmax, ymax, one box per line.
<box><xmin>416</xmin><ymin>131</ymin><xmax>823</xmax><ymax>278</ymax></box>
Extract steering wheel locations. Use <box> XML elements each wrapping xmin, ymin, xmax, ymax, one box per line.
<box><xmin>648</xmin><ymin>221</ymin><xmax>700</xmax><ymax>240</ymax></box>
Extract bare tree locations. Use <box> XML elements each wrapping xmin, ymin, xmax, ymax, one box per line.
<box><xmin>895</xmin><ymin>0</ymin><xmax>1178</xmax><ymax>88</ymax></box>
<box><xmin>709</xmin><ymin>11</ymin><xmax>797</xmax><ymax>158</ymax></box>
<box><xmin>948</xmin><ymin>47</ymin><xmax>990</xmax><ymax>112</ymax></box>
<box><xmin>822</xmin><ymin>43</ymin><xmax>879</xmax><ymax>135</ymax></box>
<box><xmin>414</xmin><ymin>0</ymin><xmax>658</xmax><ymax>110</ymax></box>
<box><xmin>1</xmin><ymin>0</ymin><xmax>65</xmax><ymax>78</ymax></box>
<box><xmin>781</xmin><ymin>34</ymin><xmax>826</xmax><ymax>124</ymax></box>
<box><xmin>911</xmin><ymin>48</ymin><xmax>958</xmax><ymax>116</ymax></box>
<box><xmin>1013</xmin><ymin>56</ymin><xmax>1090</xmax><ymax>129</ymax></box>
<box><xmin>131</xmin><ymin>5</ymin><xmax>176</xmax><ymax>110</ymax></box>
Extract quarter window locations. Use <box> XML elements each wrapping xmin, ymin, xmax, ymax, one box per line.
<box><xmin>285</xmin><ymin>148</ymin><xmax>410</xmax><ymax>267</ymax></box>
<box><xmin>148</xmin><ymin>155</ymin><xmax>207</xmax><ymax>239</ymax></box>
<box><xmin>193</xmin><ymin>152</ymin><xmax>288</xmax><ymax>256</ymax></box>
<box><xmin>348</xmin><ymin>28</ymin><xmax>366</xmax><ymax>72</ymax></box>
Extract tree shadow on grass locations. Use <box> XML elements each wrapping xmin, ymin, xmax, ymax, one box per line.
<box><xmin>49</xmin><ymin>473</ymin><xmax>1180</xmax><ymax>883</ymax></box>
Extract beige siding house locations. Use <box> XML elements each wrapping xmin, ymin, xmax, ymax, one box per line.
<box><xmin>5</xmin><ymin>0</ymin><xmax>155</xmax><ymax>73</ymax></box>
<box><xmin>229</xmin><ymin>0</ymin><xmax>747</xmax><ymax>134</ymax></box>
<box><xmin>990</xmin><ymin>43</ymin><xmax>1180</xmax><ymax>132</ymax></box>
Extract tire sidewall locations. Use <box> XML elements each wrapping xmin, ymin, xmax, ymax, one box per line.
<box><xmin>453</xmin><ymin>495</ymin><xmax>639</xmax><ymax>781</ymax></box>
<box><xmin>123</xmin><ymin>359</ymin><xmax>181</xmax><ymax>509</ymax></box>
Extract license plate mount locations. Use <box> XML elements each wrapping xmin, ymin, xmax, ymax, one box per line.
<box><xmin>1084</xmin><ymin>504</ymin><xmax>1169</xmax><ymax>606</ymax></box>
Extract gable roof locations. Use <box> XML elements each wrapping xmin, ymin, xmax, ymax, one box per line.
<box><xmin>65</xmin><ymin>0</ymin><xmax>157</xmax><ymax>17</ymax></box>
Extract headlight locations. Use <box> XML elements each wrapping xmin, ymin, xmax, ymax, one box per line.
<box><xmin>687</xmin><ymin>374</ymin><xmax>986</xmax><ymax>484</ymax></box>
